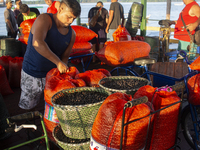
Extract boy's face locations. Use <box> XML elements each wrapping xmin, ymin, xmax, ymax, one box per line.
<box><xmin>96</xmin><ymin>2</ymin><xmax>103</xmax><ymax>7</ymax></box>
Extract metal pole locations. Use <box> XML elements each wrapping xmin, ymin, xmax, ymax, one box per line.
<box><xmin>76</xmin><ymin>0</ymin><xmax>81</xmax><ymax>25</ymax></box>
<box><xmin>166</xmin><ymin>0</ymin><xmax>171</xmax><ymax>20</ymax></box>
<box><xmin>140</xmin><ymin>0</ymin><xmax>147</xmax><ymax>36</ymax></box>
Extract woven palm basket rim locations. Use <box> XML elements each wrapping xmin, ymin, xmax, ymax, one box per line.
<box><xmin>51</xmin><ymin>87</ymin><xmax>111</xmax><ymax>108</ymax></box>
<box><xmin>98</xmin><ymin>76</ymin><xmax>150</xmax><ymax>93</ymax></box>
<box><xmin>53</xmin><ymin>124</ymin><xmax>90</xmax><ymax>146</ymax></box>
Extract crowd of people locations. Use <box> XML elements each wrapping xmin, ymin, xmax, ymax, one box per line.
<box><xmin>3</xmin><ymin>0</ymin><xmax>200</xmax><ymax>111</ymax></box>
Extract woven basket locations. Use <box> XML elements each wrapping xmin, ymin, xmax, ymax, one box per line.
<box><xmin>99</xmin><ymin>76</ymin><xmax>150</xmax><ymax>96</ymax></box>
<box><xmin>53</xmin><ymin>124</ymin><xmax>90</xmax><ymax>150</ymax></box>
<box><xmin>51</xmin><ymin>87</ymin><xmax>110</xmax><ymax>139</ymax></box>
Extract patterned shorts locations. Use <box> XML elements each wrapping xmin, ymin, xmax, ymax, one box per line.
<box><xmin>18</xmin><ymin>70</ymin><xmax>46</xmax><ymax>110</ymax></box>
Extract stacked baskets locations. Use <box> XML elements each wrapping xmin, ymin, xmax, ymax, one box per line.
<box><xmin>52</xmin><ymin>87</ymin><xmax>110</xmax><ymax>149</ymax></box>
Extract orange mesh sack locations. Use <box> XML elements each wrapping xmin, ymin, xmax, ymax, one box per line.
<box><xmin>133</xmin><ymin>85</ymin><xmax>156</xmax><ymax>102</ymax></box>
<box><xmin>8</xmin><ymin>57</ymin><xmax>23</xmax><ymax>88</ymax></box>
<box><xmin>72</xmin><ymin>42</ymin><xmax>92</xmax><ymax>51</ymax></box>
<box><xmin>96</xmin><ymin>40</ymin><xmax>150</xmax><ymax>67</ymax></box>
<box><xmin>46</xmin><ymin>67</ymin><xmax>79</xmax><ymax>81</ymax></box>
<box><xmin>71</xmin><ymin>25</ymin><xmax>98</xmax><ymax>42</ymax></box>
<box><xmin>0</xmin><ymin>56</ymin><xmax>12</xmax><ymax>78</ymax></box>
<box><xmin>187</xmin><ymin>74</ymin><xmax>200</xmax><ymax>105</ymax></box>
<box><xmin>69</xmin><ymin>79</ymin><xmax>86</xmax><ymax>87</ymax></box>
<box><xmin>20</xmin><ymin>18</ymin><xmax>36</xmax><ymax>34</ymax></box>
<box><xmin>93</xmin><ymin>68</ymin><xmax>111</xmax><ymax>77</ymax></box>
<box><xmin>18</xmin><ymin>33</ymin><xmax>29</xmax><ymax>45</ymax></box>
<box><xmin>189</xmin><ymin>56</ymin><xmax>200</xmax><ymax>71</ymax></box>
<box><xmin>91</xmin><ymin>92</ymin><xmax>151</xmax><ymax>150</ymax></box>
<box><xmin>149</xmin><ymin>91</ymin><xmax>181</xmax><ymax>150</ymax></box>
<box><xmin>112</xmin><ymin>25</ymin><xmax>131</xmax><ymax>42</ymax></box>
<box><xmin>0</xmin><ymin>65</ymin><xmax>14</xmax><ymax>96</ymax></box>
<box><xmin>75</xmin><ymin>69</ymin><xmax>108</xmax><ymax>87</ymax></box>
<box><xmin>44</xmin><ymin>76</ymin><xmax>76</xmax><ymax>106</ymax></box>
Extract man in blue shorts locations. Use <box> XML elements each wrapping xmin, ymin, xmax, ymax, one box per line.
<box><xmin>18</xmin><ymin>0</ymin><xmax>81</xmax><ymax>110</ymax></box>
<box><xmin>88</xmin><ymin>1</ymin><xmax>108</xmax><ymax>62</ymax></box>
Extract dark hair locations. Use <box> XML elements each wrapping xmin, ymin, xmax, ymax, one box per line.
<box><xmin>19</xmin><ymin>4</ymin><xmax>29</xmax><ymax>13</ymax></box>
<box><xmin>61</xmin><ymin>0</ymin><xmax>81</xmax><ymax>17</ymax></box>
<box><xmin>97</xmin><ymin>1</ymin><xmax>103</xmax><ymax>5</ymax></box>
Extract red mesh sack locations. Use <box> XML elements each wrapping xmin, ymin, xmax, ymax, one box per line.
<box><xmin>133</xmin><ymin>85</ymin><xmax>156</xmax><ymax>102</ymax></box>
<box><xmin>112</xmin><ymin>25</ymin><xmax>131</xmax><ymax>42</ymax></box>
<box><xmin>96</xmin><ymin>40</ymin><xmax>150</xmax><ymax>67</ymax></box>
<box><xmin>149</xmin><ymin>91</ymin><xmax>181</xmax><ymax>150</ymax></box>
<box><xmin>72</xmin><ymin>42</ymin><xmax>92</xmax><ymax>51</ymax></box>
<box><xmin>91</xmin><ymin>92</ymin><xmax>151</xmax><ymax>149</ymax></box>
<box><xmin>70</xmin><ymin>49</ymin><xmax>93</xmax><ymax>65</ymax></box>
<box><xmin>71</xmin><ymin>25</ymin><xmax>98</xmax><ymax>42</ymax></box>
<box><xmin>8</xmin><ymin>57</ymin><xmax>23</xmax><ymax>88</ymax></box>
<box><xmin>20</xmin><ymin>18</ymin><xmax>36</xmax><ymax>31</ymax></box>
<box><xmin>46</xmin><ymin>67</ymin><xmax>79</xmax><ymax>81</ymax></box>
<box><xmin>187</xmin><ymin>74</ymin><xmax>200</xmax><ymax>105</ymax></box>
<box><xmin>189</xmin><ymin>56</ymin><xmax>200</xmax><ymax>71</ymax></box>
<box><xmin>93</xmin><ymin>68</ymin><xmax>111</xmax><ymax>77</ymax></box>
<box><xmin>44</xmin><ymin>76</ymin><xmax>76</xmax><ymax>106</ymax></box>
<box><xmin>0</xmin><ymin>65</ymin><xmax>14</xmax><ymax>96</ymax></box>
<box><xmin>0</xmin><ymin>56</ymin><xmax>12</xmax><ymax>78</ymax></box>
<box><xmin>75</xmin><ymin>70</ymin><xmax>107</xmax><ymax>87</ymax></box>
<box><xmin>69</xmin><ymin>79</ymin><xmax>86</xmax><ymax>87</ymax></box>
<box><xmin>18</xmin><ymin>33</ymin><xmax>29</xmax><ymax>45</ymax></box>
<box><xmin>132</xmin><ymin>35</ymin><xmax>145</xmax><ymax>41</ymax></box>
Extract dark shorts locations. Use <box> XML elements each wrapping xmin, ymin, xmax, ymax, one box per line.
<box><xmin>89</xmin><ymin>27</ymin><xmax>107</xmax><ymax>44</ymax></box>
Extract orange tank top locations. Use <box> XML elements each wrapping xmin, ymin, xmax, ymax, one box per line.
<box><xmin>47</xmin><ymin>1</ymin><xmax>57</xmax><ymax>14</ymax></box>
<box><xmin>174</xmin><ymin>1</ymin><xmax>199</xmax><ymax>42</ymax></box>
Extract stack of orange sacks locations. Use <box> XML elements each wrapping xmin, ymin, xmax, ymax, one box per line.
<box><xmin>70</xmin><ymin>25</ymin><xmax>98</xmax><ymax>64</ymax></box>
<box><xmin>44</xmin><ymin>66</ymin><xmax>111</xmax><ymax>141</ymax></box>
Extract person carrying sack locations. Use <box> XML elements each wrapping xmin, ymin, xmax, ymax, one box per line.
<box><xmin>169</xmin><ymin>0</ymin><xmax>200</xmax><ymax>61</ymax></box>
<box><xmin>88</xmin><ymin>1</ymin><xmax>108</xmax><ymax>63</ymax></box>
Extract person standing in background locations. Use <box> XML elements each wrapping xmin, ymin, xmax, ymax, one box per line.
<box><xmin>170</xmin><ymin>0</ymin><xmax>200</xmax><ymax>61</ymax></box>
<box><xmin>106</xmin><ymin>0</ymin><xmax>124</xmax><ymax>41</ymax></box>
<box><xmin>4</xmin><ymin>0</ymin><xmax>18</xmax><ymax>38</ymax></box>
<box><xmin>88</xmin><ymin>1</ymin><xmax>108</xmax><ymax>62</ymax></box>
<box><xmin>45</xmin><ymin>0</ymin><xmax>60</xmax><ymax>14</ymax></box>
<box><xmin>13</xmin><ymin>0</ymin><xmax>22</xmax><ymax>19</ymax></box>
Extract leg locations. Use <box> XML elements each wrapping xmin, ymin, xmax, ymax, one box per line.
<box><xmin>19</xmin><ymin>70</ymin><xmax>46</xmax><ymax>110</ymax></box>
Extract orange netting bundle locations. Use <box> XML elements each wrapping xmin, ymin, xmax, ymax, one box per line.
<box><xmin>8</xmin><ymin>57</ymin><xmax>23</xmax><ymax>88</ymax></box>
<box><xmin>69</xmin><ymin>78</ymin><xmax>86</xmax><ymax>87</ymax></box>
<box><xmin>0</xmin><ymin>65</ymin><xmax>14</xmax><ymax>96</ymax></box>
<box><xmin>75</xmin><ymin>69</ymin><xmax>110</xmax><ymax>87</ymax></box>
<box><xmin>46</xmin><ymin>67</ymin><xmax>80</xmax><ymax>81</ymax></box>
<box><xmin>149</xmin><ymin>90</ymin><xmax>181</xmax><ymax>150</ymax></box>
<box><xmin>18</xmin><ymin>33</ymin><xmax>29</xmax><ymax>45</ymax></box>
<box><xmin>112</xmin><ymin>25</ymin><xmax>131</xmax><ymax>42</ymax></box>
<box><xmin>0</xmin><ymin>56</ymin><xmax>12</xmax><ymax>78</ymax></box>
<box><xmin>18</xmin><ymin>18</ymin><xmax>36</xmax><ymax>45</ymax></box>
<box><xmin>71</xmin><ymin>25</ymin><xmax>98</xmax><ymax>43</ymax></box>
<box><xmin>96</xmin><ymin>40</ymin><xmax>150</xmax><ymax>67</ymax></box>
<box><xmin>187</xmin><ymin>74</ymin><xmax>200</xmax><ymax>105</ymax></box>
<box><xmin>44</xmin><ymin>76</ymin><xmax>76</xmax><ymax>106</ymax></box>
<box><xmin>91</xmin><ymin>92</ymin><xmax>151</xmax><ymax>150</ymax></box>
<box><xmin>189</xmin><ymin>56</ymin><xmax>200</xmax><ymax>71</ymax></box>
